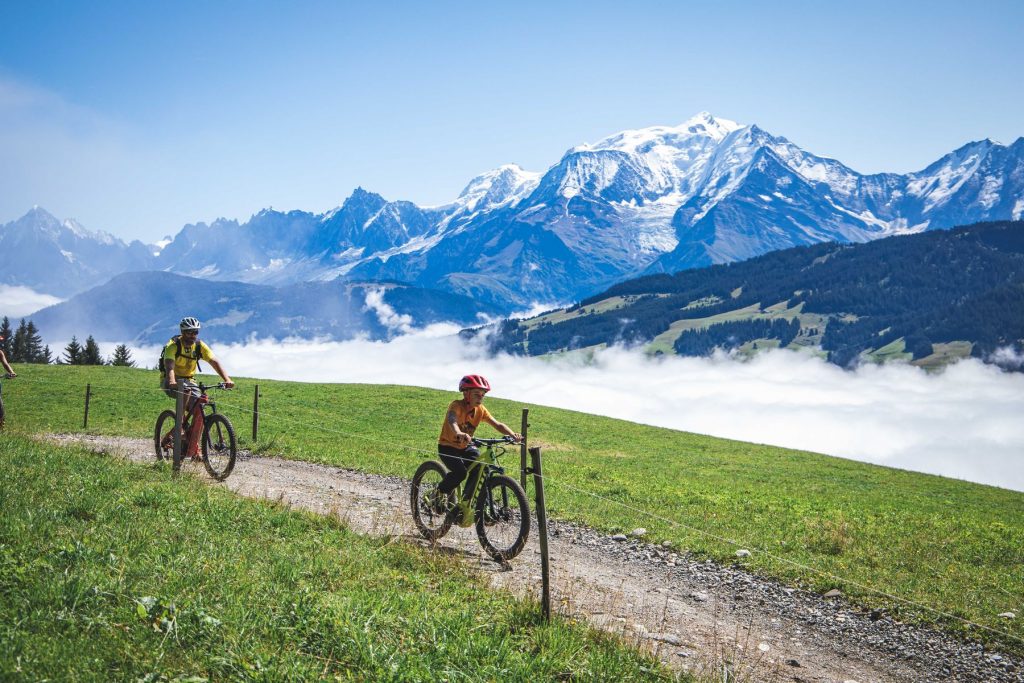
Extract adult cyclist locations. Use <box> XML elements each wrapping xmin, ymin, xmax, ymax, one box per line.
<box><xmin>162</xmin><ymin>317</ymin><xmax>234</xmax><ymax>458</ymax></box>
<box><xmin>0</xmin><ymin>333</ymin><xmax>15</xmax><ymax>429</ymax></box>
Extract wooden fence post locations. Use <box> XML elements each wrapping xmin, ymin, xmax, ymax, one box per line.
<box><xmin>520</xmin><ymin>408</ymin><xmax>530</xmax><ymax>489</ymax></box>
<box><xmin>172</xmin><ymin>385</ymin><xmax>184</xmax><ymax>473</ymax></box>
<box><xmin>529</xmin><ymin>445</ymin><xmax>551</xmax><ymax>621</ymax></box>
<box><xmin>82</xmin><ymin>383</ymin><xmax>92</xmax><ymax>428</ymax></box>
<box><xmin>252</xmin><ymin>384</ymin><xmax>260</xmax><ymax>442</ymax></box>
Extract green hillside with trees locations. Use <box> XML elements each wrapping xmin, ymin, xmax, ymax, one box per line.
<box><xmin>481</xmin><ymin>221</ymin><xmax>1024</xmax><ymax>368</ymax></box>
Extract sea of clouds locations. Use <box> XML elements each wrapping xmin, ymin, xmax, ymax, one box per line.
<box><xmin>119</xmin><ymin>320</ymin><xmax>1024</xmax><ymax>493</ymax></box>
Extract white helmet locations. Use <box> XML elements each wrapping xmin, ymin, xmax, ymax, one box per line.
<box><xmin>179</xmin><ymin>316</ymin><xmax>201</xmax><ymax>332</ymax></box>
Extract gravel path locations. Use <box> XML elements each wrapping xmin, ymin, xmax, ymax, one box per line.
<box><xmin>47</xmin><ymin>433</ymin><xmax>1023</xmax><ymax>683</ymax></box>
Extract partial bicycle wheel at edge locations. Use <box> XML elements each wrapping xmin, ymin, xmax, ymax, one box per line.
<box><xmin>410</xmin><ymin>460</ymin><xmax>454</xmax><ymax>541</ymax></box>
<box><xmin>154</xmin><ymin>410</ymin><xmax>177</xmax><ymax>461</ymax></box>
<box><xmin>202</xmin><ymin>413</ymin><xmax>236</xmax><ymax>481</ymax></box>
<box><xmin>476</xmin><ymin>474</ymin><xmax>530</xmax><ymax>561</ymax></box>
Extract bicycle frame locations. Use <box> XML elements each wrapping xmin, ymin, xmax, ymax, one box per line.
<box><xmin>451</xmin><ymin>437</ymin><xmax>510</xmax><ymax>524</ymax></box>
<box><xmin>173</xmin><ymin>382</ymin><xmax>227</xmax><ymax>454</ymax></box>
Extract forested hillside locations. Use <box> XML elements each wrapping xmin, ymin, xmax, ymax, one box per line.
<box><xmin>480</xmin><ymin>221</ymin><xmax>1024</xmax><ymax>368</ymax></box>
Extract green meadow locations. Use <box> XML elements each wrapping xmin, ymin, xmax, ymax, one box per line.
<box><xmin>0</xmin><ymin>432</ymin><xmax>673</xmax><ymax>682</ymax></box>
<box><xmin>4</xmin><ymin>363</ymin><xmax>1023</xmax><ymax>657</ymax></box>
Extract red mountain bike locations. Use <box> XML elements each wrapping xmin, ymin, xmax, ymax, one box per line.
<box><xmin>154</xmin><ymin>382</ymin><xmax>237</xmax><ymax>481</ymax></box>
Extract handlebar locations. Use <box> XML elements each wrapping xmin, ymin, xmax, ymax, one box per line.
<box><xmin>471</xmin><ymin>435</ymin><xmax>521</xmax><ymax>447</ymax></box>
<box><xmin>198</xmin><ymin>382</ymin><xmax>233</xmax><ymax>392</ymax></box>
<box><xmin>3</xmin><ymin>373</ymin><xmax>14</xmax><ymax>379</ymax></box>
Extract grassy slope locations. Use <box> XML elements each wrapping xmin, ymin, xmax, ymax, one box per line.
<box><xmin>5</xmin><ymin>363</ymin><xmax>1023</xmax><ymax>654</ymax></box>
<box><xmin>0</xmin><ymin>433</ymin><xmax>673</xmax><ymax>682</ymax></box>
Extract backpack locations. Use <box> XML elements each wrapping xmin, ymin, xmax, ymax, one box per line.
<box><xmin>158</xmin><ymin>335</ymin><xmax>204</xmax><ymax>380</ymax></box>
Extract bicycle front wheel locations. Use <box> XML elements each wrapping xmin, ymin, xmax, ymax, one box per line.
<box><xmin>410</xmin><ymin>460</ymin><xmax>454</xmax><ymax>541</ymax></box>
<box><xmin>154</xmin><ymin>410</ymin><xmax>177</xmax><ymax>461</ymax></box>
<box><xmin>476</xmin><ymin>474</ymin><xmax>530</xmax><ymax>561</ymax></box>
<box><xmin>202</xmin><ymin>413</ymin><xmax>237</xmax><ymax>481</ymax></box>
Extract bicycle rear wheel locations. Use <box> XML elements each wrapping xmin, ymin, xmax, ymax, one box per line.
<box><xmin>202</xmin><ymin>413</ymin><xmax>236</xmax><ymax>481</ymax></box>
<box><xmin>476</xmin><ymin>474</ymin><xmax>530</xmax><ymax>561</ymax></box>
<box><xmin>410</xmin><ymin>460</ymin><xmax>454</xmax><ymax>541</ymax></box>
<box><xmin>154</xmin><ymin>410</ymin><xmax>177</xmax><ymax>461</ymax></box>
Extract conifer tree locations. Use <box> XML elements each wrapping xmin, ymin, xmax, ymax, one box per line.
<box><xmin>0</xmin><ymin>317</ymin><xmax>12</xmax><ymax>357</ymax></box>
<box><xmin>62</xmin><ymin>336</ymin><xmax>83</xmax><ymax>365</ymax></box>
<box><xmin>109</xmin><ymin>344</ymin><xmax>136</xmax><ymax>367</ymax></box>
<box><xmin>11</xmin><ymin>319</ymin><xmax>28</xmax><ymax>363</ymax></box>
<box><xmin>24</xmin><ymin>321</ymin><xmax>46</xmax><ymax>363</ymax></box>
<box><xmin>82</xmin><ymin>336</ymin><xmax>104</xmax><ymax>365</ymax></box>
<box><xmin>41</xmin><ymin>345</ymin><xmax>53</xmax><ymax>364</ymax></box>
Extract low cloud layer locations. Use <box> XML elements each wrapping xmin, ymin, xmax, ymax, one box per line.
<box><xmin>125</xmin><ymin>327</ymin><xmax>1024</xmax><ymax>492</ymax></box>
<box><xmin>0</xmin><ymin>285</ymin><xmax>63</xmax><ymax>318</ymax></box>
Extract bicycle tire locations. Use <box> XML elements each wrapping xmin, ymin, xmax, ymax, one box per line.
<box><xmin>202</xmin><ymin>413</ymin><xmax>237</xmax><ymax>481</ymax></box>
<box><xmin>476</xmin><ymin>474</ymin><xmax>530</xmax><ymax>561</ymax></box>
<box><xmin>410</xmin><ymin>460</ymin><xmax>454</xmax><ymax>541</ymax></box>
<box><xmin>154</xmin><ymin>410</ymin><xmax>177</xmax><ymax>461</ymax></box>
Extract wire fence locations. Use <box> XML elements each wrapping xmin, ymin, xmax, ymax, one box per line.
<box><xmin>8</xmin><ymin>373</ymin><xmax>1024</xmax><ymax>658</ymax></box>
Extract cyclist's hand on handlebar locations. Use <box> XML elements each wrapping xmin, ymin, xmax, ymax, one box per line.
<box><xmin>506</xmin><ymin>433</ymin><xmax>523</xmax><ymax>444</ymax></box>
<box><xmin>4</xmin><ymin>372</ymin><xmax>15</xmax><ymax>379</ymax></box>
<box><xmin>456</xmin><ymin>432</ymin><xmax>472</xmax><ymax>447</ymax></box>
<box><xmin>223</xmin><ymin>380</ymin><xmax>235</xmax><ymax>389</ymax></box>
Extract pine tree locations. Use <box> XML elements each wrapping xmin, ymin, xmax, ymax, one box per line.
<box><xmin>11</xmin><ymin>319</ymin><xmax>28</xmax><ymax>363</ymax></box>
<box><xmin>62</xmin><ymin>336</ymin><xmax>83</xmax><ymax>365</ymax></box>
<box><xmin>82</xmin><ymin>336</ymin><xmax>104</xmax><ymax>365</ymax></box>
<box><xmin>41</xmin><ymin>345</ymin><xmax>53</xmax><ymax>364</ymax></box>
<box><xmin>109</xmin><ymin>344</ymin><xmax>136</xmax><ymax>367</ymax></box>
<box><xmin>24</xmin><ymin>321</ymin><xmax>46</xmax><ymax>363</ymax></box>
<box><xmin>0</xmin><ymin>317</ymin><xmax>12</xmax><ymax>357</ymax></box>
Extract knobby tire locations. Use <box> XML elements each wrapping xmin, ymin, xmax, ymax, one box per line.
<box><xmin>202</xmin><ymin>413</ymin><xmax>236</xmax><ymax>481</ymax></box>
<box><xmin>476</xmin><ymin>474</ymin><xmax>530</xmax><ymax>561</ymax></box>
<box><xmin>154</xmin><ymin>409</ymin><xmax>177</xmax><ymax>461</ymax></box>
<box><xmin>411</xmin><ymin>460</ymin><xmax>454</xmax><ymax>541</ymax></box>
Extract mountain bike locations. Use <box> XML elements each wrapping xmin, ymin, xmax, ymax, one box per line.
<box><xmin>410</xmin><ymin>436</ymin><xmax>531</xmax><ymax>561</ymax></box>
<box><xmin>154</xmin><ymin>382</ymin><xmax>237</xmax><ymax>481</ymax></box>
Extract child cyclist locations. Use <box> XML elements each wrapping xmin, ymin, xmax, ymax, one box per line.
<box><xmin>435</xmin><ymin>374</ymin><xmax>521</xmax><ymax>523</ymax></box>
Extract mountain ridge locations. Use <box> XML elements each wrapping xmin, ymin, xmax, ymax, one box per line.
<box><xmin>4</xmin><ymin>114</ymin><xmax>1023</xmax><ymax>311</ymax></box>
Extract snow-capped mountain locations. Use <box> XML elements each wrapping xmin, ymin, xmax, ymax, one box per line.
<box><xmin>0</xmin><ymin>207</ymin><xmax>154</xmax><ymax>297</ymax></box>
<box><xmin>7</xmin><ymin>113</ymin><xmax>1024</xmax><ymax>311</ymax></box>
<box><xmin>350</xmin><ymin>113</ymin><xmax>1024</xmax><ymax>304</ymax></box>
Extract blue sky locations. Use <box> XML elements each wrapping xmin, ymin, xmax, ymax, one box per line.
<box><xmin>1</xmin><ymin>0</ymin><xmax>1022</xmax><ymax>242</ymax></box>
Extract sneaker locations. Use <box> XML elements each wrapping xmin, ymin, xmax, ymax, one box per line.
<box><xmin>454</xmin><ymin>506</ymin><xmax>474</xmax><ymax>528</ymax></box>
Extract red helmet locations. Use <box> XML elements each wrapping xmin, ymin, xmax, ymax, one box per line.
<box><xmin>459</xmin><ymin>374</ymin><xmax>491</xmax><ymax>392</ymax></box>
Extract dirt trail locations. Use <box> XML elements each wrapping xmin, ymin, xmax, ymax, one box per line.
<box><xmin>48</xmin><ymin>434</ymin><xmax>1022</xmax><ymax>683</ymax></box>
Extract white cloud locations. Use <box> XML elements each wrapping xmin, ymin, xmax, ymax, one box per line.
<box><xmin>124</xmin><ymin>330</ymin><xmax>1024</xmax><ymax>492</ymax></box>
<box><xmin>0</xmin><ymin>285</ymin><xmax>63</xmax><ymax>318</ymax></box>
<box><xmin>363</xmin><ymin>287</ymin><xmax>414</xmax><ymax>335</ymax></box>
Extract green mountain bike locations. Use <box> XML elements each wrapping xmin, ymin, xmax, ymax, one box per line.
<box><xmin>410</xmin><ymin>436</ymin><xmax>531</xmax><ymax>561</ymax></box>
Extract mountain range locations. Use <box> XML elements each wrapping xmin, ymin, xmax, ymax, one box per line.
<box><xmin>3</xmin><ymin>113</ymin><xmax>1023</xmax><ymax>322</ymax></box>
<box><xmin>476</xmin><ymin>220</ymin><xmax>1024</xmax><ymax>369</ymax></box>
<box><xmin>26</xmin><ymin>272</ymin><xmax>500</xmax><ymax>346</ymax></box>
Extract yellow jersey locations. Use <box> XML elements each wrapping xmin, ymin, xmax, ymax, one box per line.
<box><xmin>161</xmin><ymin>337</ymin><xmax>215</xmax><ymax>379</ymax></box>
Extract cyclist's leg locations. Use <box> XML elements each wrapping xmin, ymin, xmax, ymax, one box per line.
<box><xmin>181</xmin><ymin>380</ymin><xmax>204</xmax><ymax>457</ymax></box>
<box><xmin>437</xmin><ymin>445</ymin><xmax>479</xmax><ymax>497</ymax></box>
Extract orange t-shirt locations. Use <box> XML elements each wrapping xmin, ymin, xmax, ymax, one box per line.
<box><xmin>438</xmin><ymin>400</ymin><xmax>492</xmax><ymax>448</ymax></box>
